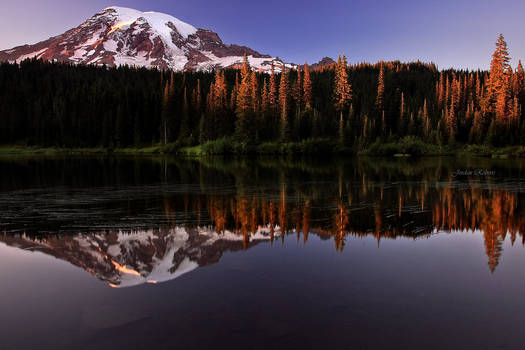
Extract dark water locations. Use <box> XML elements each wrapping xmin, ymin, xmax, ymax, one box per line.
<box><xmin>1</xmin><ymin>156</ymin><xmax>525</xmax><ymax>350</ymax></box>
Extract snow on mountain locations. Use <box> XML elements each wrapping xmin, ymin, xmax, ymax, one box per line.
<box><xmin>0</xmin><ymin>6</ymin><xmax>293</xmax><ymax>72</ymax></box>
<box><xmin>103</xmin><ymin>6</ymin><xmax>198</xmax><ymax>39</ymax></box>
<box><xmin>0</xmin><ymin>226</ymin><xmax>277</xmax><ymax>288</ymax></box>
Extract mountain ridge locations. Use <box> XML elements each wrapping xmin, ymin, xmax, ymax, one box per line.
<box><xmin>0</xmin><ymin>6</ymin><xmax>297</xmax><ymax>72</ymax></box>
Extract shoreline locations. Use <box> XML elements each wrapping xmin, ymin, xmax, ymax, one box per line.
<box><xmin>1</xmin><ymin>142</ymin><xmax>524</xmax><ymax>159</ymax></box>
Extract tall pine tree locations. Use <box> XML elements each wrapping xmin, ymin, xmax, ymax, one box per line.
<box><xmin>333</xmin><ymin>55</ymin><xmax>352</xmax><ymax>146</ymax></box>
<box><xmin>235</xmin><ymin>54</ymin><xmax>254</xmax><ymax>141</ymax></box>
<box><xmin>303</xmin><ymin>62</ymin><xmax>312</xmax><ymax>110</ymax></box>
<box><xmin>279</xmin><ymin>64</ymin><xmax>290</xmax><ymax>142</ymax></box>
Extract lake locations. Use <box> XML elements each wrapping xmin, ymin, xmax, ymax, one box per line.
<box><xmin>1</xmin><ymin>155</ymin><xmax>525</xmax><ymax>349</ymax></box>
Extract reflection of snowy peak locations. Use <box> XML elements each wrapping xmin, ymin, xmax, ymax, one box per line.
<box><xmin>0</xmin><ymin>227</ymin><xmax>273</xmax><ymax>288</ymax></box>
<box><xmin>0</xmin><ymin>6</ymin><xmax>292</xmax><ymax>72</ymax></box>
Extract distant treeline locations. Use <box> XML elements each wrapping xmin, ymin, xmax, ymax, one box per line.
<box><xmin>0</xmin><ymin>34</ymin><xmax>523</xmax><ymax>151</ymax></box>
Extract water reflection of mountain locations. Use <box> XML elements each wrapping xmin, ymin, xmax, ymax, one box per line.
<box><xmin>1</xmin><ymin>156</ymin><xmax>525</xmax><ymax>280</ymax></box>
<box><xmin>0</xmin><ymin>228</ymin><xmax>274</xmax><ymax>288</ymax></box>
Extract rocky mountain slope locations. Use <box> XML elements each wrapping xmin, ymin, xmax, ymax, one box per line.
<box><xmin>0</xmin><ymin>6</ymin><xmax>291</xmax><ymax>71</ymax></box>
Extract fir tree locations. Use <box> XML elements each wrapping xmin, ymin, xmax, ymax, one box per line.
<box><xmin>485</xmin><ymin>34</ymin><xmax>512</xmax><ymax>122</ymax></box>
<box><xmin>261</xmin><ymin>77</ymin><xmax>270</xmax><ymax>136</ymax></box>
<box><xmin>512</xmin><ymin>96</ymin><xmax>520</xmax><ymax>126</ymax></box>
<box><xmin>235</xmin><ymin>54</ymin><xmax>253</xmax><ymax>141</ymax></box>
<box><xmin>213</xmin><ymin>71</ymin><xmax>228</xmax><ymax>110</ymax></box>
<box><xmin>423</xmin><ymin>99</ymin><xmax>430</xmax><ymax>138</ymax></box>
<box><xmin>445</xmin><ymin>75</ymin><xmax>450</xmax><ymax>108</ymax></box>
<box><xmin>303</xmin><ymin>62</ymin><xmax>312</xmax><ymax>110</ymax></box>
<box><xmin>475</xmin><ymin>72</ymin><xmax>482</xmax><ymax>105</ymax></box>
<box><xmin>495</xmin><ymin>68</ymin><xmax>512</xmax><ymax>124</ymax></box>
<box><xmin>207</xmin><ymin>71</ymin><xmax>228</xmax><ymax>138</ymax></box>
<box><xmin>230</xmin><ymin>72</ymin><xmax>240</xmax><ymax>110</ymax></box>
<box><xmin>447</xmin><ymin>100</ymin><xmax>457</xmax><ymax>144</ymax></box>
<box><xmin>269</xmin><ymin>61</ymin><xmax>278</xmax><ymax>113</ymax></box>
<box><xmin>451</xmin><ymin>75</ymin><xmax>460</xmax><ymax>111</ymax></box>
<box><xmin>279</xmin><ymin>64</ymin><xmax>290</xmax><ymax>142</ymax></box>
<box><xmin>196</xmin><ymin>79</ymin><xmax>202</xmax><ymax>113</ymax></box>
<box><xmin>293</xmin><ymin>65</ymin><xmax>303</xmax><ymax>108</ymax></box>
<box><xmin>438</xmin><ymin>71</ymin><xmax>445</xmax><ymax>108</ymax></box>
<box><xmin>515</xmin><ymin>60</ymin><xmax>525</xmax><ymax>95</ymax></box>
<box><xmin>376</xmin><ymin>63</ymin><xmax>385</xmax><ymax>111</ymax></box>
<box><xmin>333</xmin><ymin>55</ymin><xmax>352</xmax><ymax>146</ymax></box>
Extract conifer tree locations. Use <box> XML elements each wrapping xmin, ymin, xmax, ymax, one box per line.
<box><xmin>485</xmin><ymin>34</ymin><xmax>511</xmax><ymax>121</ymax></box>
<box><xmin>212</xmin><ymin>71</ymin><xmax>228</xmax><ymax>137</ymax></box>
<box><xmin>191</xmin><ymin>88</ymin><xmax>197</xmax><ymax>111</ymax></box>
<box><xmin>169</xmin><ymin>72</ymin><xmax>175</xmax><ymax>98</ymax></box>
<box><xmin>279</xmin><ymin>64</ymin><xmax>290</xmax><ymax>142</ymax></box>
<box><xmin>235</xmin><ymin>54</ymin><xmax>253</xmax><ymax>141</ymax></box>
<box><xmin>376</xmin><ymin>63</ymin><xmax>385</xmax><ymax>111</ymax></box>
<box><xmin>495</xmin><ymin>67</ymin><xmax>512</xmax><ymax>124</ymax></box>
<box><xmin>408</xmin><ymin>112</ymin><xmax>416</xmax><ymax>135</ymax></box>
<box><xmin>250</xmin><ymin>70</ymin><xmax>260</xmax><ymax>140</ymax></box>
<box><xmin>261</xmin><ymin>77</ymin><xmax>270</xmax><ymax>134</ymax></box>
<box><xmin>491</xmin><ymin>34</ymin><xmax>511</xmax><ymax>85</ymax></box>
<box><xmin>514</xmin><ymin>60</ymin><xmax>525</xmax><ymax>97</ymax></box>
<box><xmin>291</xmin><ymin>66</ymin><xmax>303</xmax><ymax>140</ymax></box>
<box><xmin>269</xmin><ymin>61</ymin><xmax>279</xmax><ymax>118</ymax></box>
<box><xmin>303</xmin><ymin>62</ymin><xmax>312</xmax><ymax>110</ymax></box>
<box><xmin>444</xmin><ymin>77</ymin><xmax>449</xmax><ymax>109</ymax></box>
<box><xmin>213</xmin><ymin>71</ymin><xmax>227</xmax><ymax>110</ymax></box>
<box><xmin>5</xmin><ymin>50</ymin><xmax>525</xmax><ymax>150</ymax></box>
<box><xmin>435</xmin><ymin>81</ymin><xmax>439</xmax><ymax>104</ymax></box>
<box><xmin>438</xmin><ymin>72</ymin><xmax>445</xmax><ymax>108</ymax></box>
<box><xmin>486</xmin><ymin>119</ymin><xmax>497</xmax><ymax>145</ymax></box>
<box><xmin>470</xmin><ymin>110</ymin><xmax>483</xmax><ymax>143</ymax></box>
<box><xmin>333</xmin><ymin>55</ymin><xmax>352</xmax><ymax>146</ymax></box>
<box><xmin>196</xmin><ymin>79</ymin><xmax>202</xmax><ymax>113</ymax></box>
<box><xmin>293</xmin><ymin>65</ymin><xmax>303</xmax><ymax>108</ymax></box>
<box><xmin>230</xmin><ymin>72</ymin><xmax>240</xmax><ymax>110</ymax></box>
<box><xmin>423</xmin><ymin>99</ymin><xmax>430</xmax><ymax>138</ymax></box>
<box><xmin>463</xmin><ymin>75</ymin><xmax>469</xmax><ymax>107</ymax></box>
<box><xmin>512</xmin><ymin>96</ymin><xmax>520</xmax><ymax>126</ymax></box>
<box><xmin>451</xmin><ymin>76</ymin><xmax>460</xmax><ymax>111</ymax></box>
<box><xmin>250</xmin><ymin>70</ymin><xmax>259</xmax><ymax>114</ymax></box>
<box><xmin>447</xmin><ymin>102</ymin><xmax>457</xmax><ymax>144</ymax></box>
<box><xmin>475</xmin><ymin>72</ymin><xmax>482</xmax><ymax>104</ymax></box>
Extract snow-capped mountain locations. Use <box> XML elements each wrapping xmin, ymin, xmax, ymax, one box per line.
<box><xmin>0</xmin><ymin>226</ymin><xmax>276</xmax><ymax>288</ymax></box>
<box><xmin>0</xmin><ymin>6</ymin><xmax>291</xmax><ymax>72</ymax></box>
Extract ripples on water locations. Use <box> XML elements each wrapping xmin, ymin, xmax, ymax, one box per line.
<box><xmin>1</xmin><ymin>156</ymin><xmax>525</xmax><ymax>349</ymax></box>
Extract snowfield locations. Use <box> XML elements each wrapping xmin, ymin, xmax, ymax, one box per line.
<box><xmin>1</xmin><ymin>6</ymin><xmax>294</xmax><ymax>73</ymax></box>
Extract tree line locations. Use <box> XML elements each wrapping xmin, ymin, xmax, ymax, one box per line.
<box><xmin>0</xmin><ymin>34</ymin><xmax>523</xmax><ymax>150</ymax></box>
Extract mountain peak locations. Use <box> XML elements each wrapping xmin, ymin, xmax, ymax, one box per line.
<box><xmin>0</xmin><ymin>7</ymin><xmax>289</xmax><ymax>72</ymax></box>
<box><xmin>100</xmin><ymin>6</ymin><xmax>198</xmax><ymax>39</ymax></box>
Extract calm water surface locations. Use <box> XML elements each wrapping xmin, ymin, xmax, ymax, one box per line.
<box><xmin>1</xmin><ymin>156</ymin><xmax>525</xmax><ymax>350</ymax></box>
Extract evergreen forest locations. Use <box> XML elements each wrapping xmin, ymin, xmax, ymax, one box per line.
<box><xmin>0</xmin><ymin>34</ymin><xmax>523</xmax><ymax>155</ymax></box>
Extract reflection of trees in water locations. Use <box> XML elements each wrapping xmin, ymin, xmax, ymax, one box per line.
<box><xmin>435</xmin><ymin>187</ymin><xmax>522</xmax><ymax>273</ymax></box>
<box><xmin>161</xmin><ymin>179</ymin><xmax>524</xmax><ymax>273</ymax></box>
<box><xmin>2</xmin><ymin>156</ymin><xmax>525</xmax><ymax>275</ymax></box>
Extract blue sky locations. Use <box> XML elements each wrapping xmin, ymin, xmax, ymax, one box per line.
<box><xmin>1</xmin><ymin>0</ymin><xmax>523</xmax><ymax>70</ymax></box>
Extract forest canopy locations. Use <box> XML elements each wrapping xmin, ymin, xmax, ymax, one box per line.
<box><xmin>0</xmin><ymin>34</ymin><xmax>523</xmax><ymax>153</ymax></box>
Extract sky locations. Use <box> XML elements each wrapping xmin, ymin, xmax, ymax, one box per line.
<box><xmin>1</xmin><ymin>0</ymin><xmax>524</xmax><ymax>70</ymax></box>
